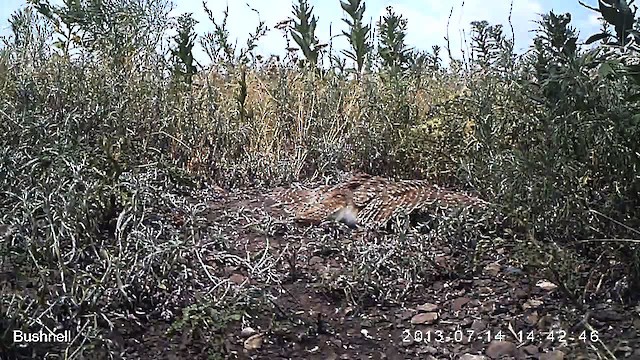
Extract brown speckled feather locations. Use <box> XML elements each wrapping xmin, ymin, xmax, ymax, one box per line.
<box><xmin>269</xmin><ymin>173</ymin><xmax>489</xmax><ymax>228</ymax></box>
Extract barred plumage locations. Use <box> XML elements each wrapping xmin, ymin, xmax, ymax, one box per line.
<box><xmin>269</xmin><ymin>173</ymin><xmax>489</xmax><ymax>229</ymax></box>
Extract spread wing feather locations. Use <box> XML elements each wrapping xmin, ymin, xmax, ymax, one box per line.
<box><xmin>269</xmin><ymin>174</ymin><xmax>489</xmax><ymax>228</ymax></box>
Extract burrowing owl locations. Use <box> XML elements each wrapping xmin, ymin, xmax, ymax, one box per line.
<box><xmin>269</xmin><ymin>173</ymin><xmax>489</xmax><ymax>229</ymax></box>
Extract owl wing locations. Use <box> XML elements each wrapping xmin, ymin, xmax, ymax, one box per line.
<box><xmin>270</xmin><ymin>184</ymin><xmax>349</xmax><ymax>223</ymax></box>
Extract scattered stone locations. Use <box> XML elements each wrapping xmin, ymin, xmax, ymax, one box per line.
<box><xmin>432</xmin><ymin>281</ymin><xmax>444</xmax><ymax>291</ymax></box>
<box><xmin>536</xmin><ymin>280</ymin><xmax>558</xmax><ymax>291</ymax></box>
<box><xmin>411</xmin><ymin>312</ymin><xmax>439</xmax><ymax>325</ymax></box>
<box><xmin>615</xmin><ymin>345</ymin><xmax>633</xmax><ymax>357</ymax></box>
<box><xmin>459</xmin><ymin>355</ymin><xmax>488</xmax><ymax>360</ymax></box>
<box><xmin>453</xmin><ymin>297</ymin><xmax>471</xmax><ymax>311</ymax></box>
<box><xmin>514</xmin><ymin>288</ymin><xmax>528</xmax><ymax>299</ymax></box>
<box><xmin>460</xmin><ymin>317</ymin><xmax>474</xmax><ymax>327</ymax></box>
<box><xmin>243</xmin><ymin>333</ymin><xmax>263</xmax><ymax>350</ymax></box>
<box><xmin>324</xmin><ymin>350</ymin><xmax>338</xmax><ymax>360</ymax></box>
<box><xmin>400</xmin><ymin>337</ymin><xmax>414</xmax><ymax>347</ymax></box>
<box><xmin>520</xmin><ymin>344</ymin><xmax>539</xmax><ymax>356</ymax></box>
<box><xmin>416</xmin><ymin>345</ymin><xmax>438</xmax><ymax>354</ymax></box>
<box><xmin>526</xmin><ymin>312</ymin><xmax>539</xmax><ymax>325</ymax></box>
<box><xmin>309</xmin><ymin>256</ymin><xmax>323</xmax><ymax>266</ymax></box>
<box><xmin>504</xmin><ymin>266</ymin><xmax>523</xmax><ymax>275</ymax></box>
<box><xmin>229</xmin><ymin>273</ymin><xmax>247</xmax><ymax>285</ymax></box>
<box><xmin>539</xmin><ymin>350</ymin><xmax>565</xmax><ymax>360</ymax></box>
<box><xmin>417</xmin><ymin>302</ymin><xmax>439</xmax><ymax>312</ymax></box>
<box><xmin>523</xmin><ymin>299</ymin><xmax>544</xmax><ymax>310</ymax></box>
<box><xmin>360</xmin><ymin>329</ymin><xmax>374</xmax><ymax>339</ymax></box>
<box><xmin>471</xmin><ymin>319</ymin><xmax>487</xmax><ymax>332</ymax></box>
<box><xmin>397</xmin><ymin>309</ymin><xmax>415</xmax><ymax>321</ymax></box>
<box><xmin>478</xmin><ymin>287</ymin><xmax>493</xmax><ymax>296</ymax></box>
<box><xmin>240</xmin><ymin>327</ymin><xmax>257</xmax><ymax>338</ymax></box>
<box><xmin>593</xmin><ymin>309</ymin><xmax>623</xmax><ymax>322</ymax></box>
<box><xmin>536</xmin><ymin>314</ymin><xmax>554</xmax><ymax>329</ymax></box>
<box><xmin>480</xmin><ymin>301</ymin><xmax>495</xmax><ymax>313</ymax></box>
<box><xmin>344</xmin><ymin>306</ymin><xmax>354</xmax><ymax>316</ymax></box>
<box><xmin>485</xmin><ymin>340</ymin><xmax>516</xmax><ymax>359</ymax></box>
<box><xmin>484</xmin><ymin>263</ymin><xmax>501</xmax><ymax>276</ymax></box>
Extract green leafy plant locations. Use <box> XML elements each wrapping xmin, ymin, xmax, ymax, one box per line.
<box><xmin>29</xmin><ymin>0</ymin><xmax>170</xmax><ymax>65</ymax></box>
<box><xmin>200</xmin><ymin>3</ymin><xmax>268</xmax><ymax>67</ymax></box>
<box><xmin>171</xmin><ymin>13</ymin><xmax>198</xmax><ymax>85</ymax></box>
<box><xmin>581</xmin><ymin>0</ymin><xmax>639</xmax><ymax>45</ymax></box>
<box><xmin>340</xmin><ymin>0</ymin><xmax>372</xmax><ymax>73</ymax></box>
<box><xmin>581</xmin><ymin>0</ymin><xmax>640</xmax><ymax>88</ymax></box>
<box><xmin>469</xmin><ymin>20</ymin><xmax>515</xmax><ymax>74</ymax></box>
<box><xmin>290</xmin><ymin>0</ymin><xmax>325</xmax><ymax>67</ymax></box>
<box><xmin>376</xmin><ymin>6</ymin><xmax>412</xmax><ymax>72</ymax></box>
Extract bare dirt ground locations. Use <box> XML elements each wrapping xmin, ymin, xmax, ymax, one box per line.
<box><xmin>6</xmin><ymin>181</ymin><xmax>639</xmax><ymax>360</ymax></box>
<box><xmin>106</xmin><ymin>183</ymin><xmax>639</xmax><ymax>360</ymax></box>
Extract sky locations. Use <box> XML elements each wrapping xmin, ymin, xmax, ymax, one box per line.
<box><xmin>0</xmin><ymin>0</ymin><xmax>603</xmax><ymax>64</ymax></box>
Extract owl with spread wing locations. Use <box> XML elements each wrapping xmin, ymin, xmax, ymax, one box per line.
<box><xmin>269</xmin><ymin>173</ymin><xmax>489</xmax><ymax>229</ymax></box>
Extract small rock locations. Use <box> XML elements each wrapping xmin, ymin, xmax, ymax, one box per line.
<box><xmin>536</xmin><ymin>280</ymin><xmax>558</xmax><ymax>291</ymax></box>
<box><xmin>514</xmin><ymin>288</ymin><xmax>528</xmax><ymax>299</ymax></box>
<box><xmin>539</xmin><ymin>350</ymin><xmax>565</xmax><ymax>360</ymax></box>
<box><xmin>324</xmin><ymin>350</ymin><xmax>338</xmax><ymax>360</ymax></box>
<box><xmin>485</xmin><ymin>340</ymin><xmax>516</xmax><ymax>359</ymax></box>
<box><xmin>521</xmin><ymin>344</ymin><xmax>539</xmax><ymax>355</ymax></box>
<box><xmin>240</xmin><ymin>327</ymin><xmax>257</xmax><ymax>338</ymax></box>
<box><xmin>432</xmin><ymin>281</ymin><xmax>444</xmax><ymax>291</ymax></box>
<box><xmin>614</xmin><ymin>344</ymin><xmax>633</xmax><ymax>357</ymax></box>
<box><xmin>360</xmin><ymin>329</ymin><xmax>373</xmax><ymax>339</ymax></box>
<box><xmin>397</xmin><ymin>310</ymin><xmax>415</xmax><ymax>321</ymax></box>
<box><xmin>435</xmin><ymin>255</ymin><xmax>450</xmax><ymax>267</ymax></box>
<box><xmin>229</xmin><ymin>273</ymin><xmax>247</xmax><ymax>285</ymax></box>
<box><xmin>526</xmin><ymin>312</ymin><xmax>539</xmax><ymax>325</ymax></box>
<box><xmin>400</xmin><ymin>337</ymin><xmax>414</xmax><ymax>347</ymax></box>
<box><xmin>480</xmin><ymin>301</ymin><xmax>495</xmax><ymax>314</ymax></box>
<box><xmin>417</xmin><ymin>302</ymin><xmax>439</xmax><ymax>312</ymax></box>
<box><xmin>504</xmin><ymin>266</ymin><xmax>523</xmax><ymax>275</ymax></box>
<box><xmin>523</xmin><ymin>299</ymin><xmax>544</xmax><ymax>310</ymax></box>
<box><xmin>460</xmin><ymin>317</ymin><xmax>474</xmax><ymax>326</ymax></box>
<box><xmin>593</xmin><ymin>309</ymin><xmax>623</xmax><ymax>322</ymax></box>
<box><xmin>478</xmin><ymin>287</ymin><xmax>493</xmax><ymax>296</ymax></box>
<box><xmin>484</xmin><ymin>263</ymin><xmax>501</xmax><ymax>276</ymax></box>
<box><xmin>453</xmin><ymin>297</ymin><xmax>471</xmax><ymax>311</ymax></box>
<box><xmin>344</xmin><ymin>306</ymin><xmax>354</xmax><ymax>316</ymax></box>
<box><xmin>243</xmin><ymin>333</ymin><xmax>263</xmax><ymax>350</ymax></box>
<box><xmin>411</xmin><ymin>312</ymin><xmax>439</xmax><ymax>325</ymax></box>
<box><xmin>536</xmin><ymin>314</ymin><xmax>553</xmax><ymax>329</ymax></box>
<box><xmin>416</xmin><ymin>345</ymin><xmax>438</xmax><ymax>354</ymax></box>
<box><xmin>471</xmin><ymin>319</ymin><xmax>487</xmax><ymax>332</ymax></box>
<box><xmin>459</xmin><ymin>355</ymin><xmax>488</xmax><ymax>360</ymax></box>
